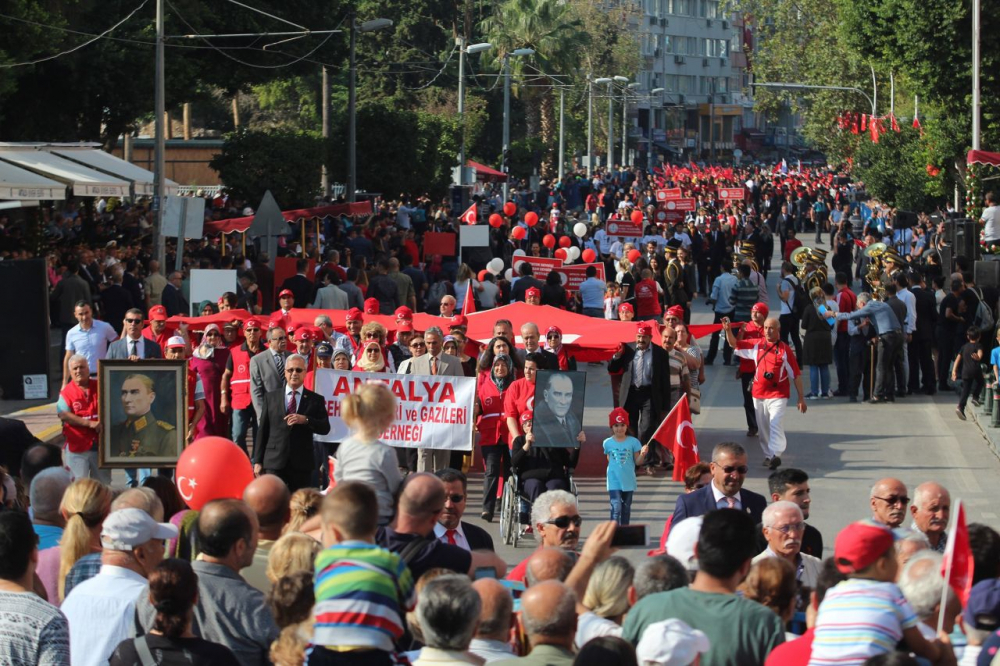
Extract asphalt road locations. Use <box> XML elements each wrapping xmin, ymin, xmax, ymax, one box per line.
<box><xmin>463</xmin><ymin>269</ymin><xmax>1000</xmax><ymax>569</ymax></box>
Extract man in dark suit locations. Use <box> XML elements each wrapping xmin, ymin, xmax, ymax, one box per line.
<box><xmin>607</xmin><ymin>323</ymin><xmax>672</xmax><ymax>467</ymax></box>
<box><xmin>279</xmin><ymin>258</ymin><xmax>314</xmax><ymax>309</ymax></box>
<box><xmin>511</xmin><ymin>263</ymin><xmax>544</xmax><ymax>302</ymax></box>
<box><xmin>161</xmin><ymin>271</ymin><xmax>189</xmax><ymax>317</ymax></box>
<box><xmin>531</xmin><ymin>373</ymin><xmax>585</xmax><ymax>449</ymax></box>
<box><xmin>106</xmin><ymin>308</ymin><xmax>163</xmax><ymax>360</ymax></box>
<box><xmin>252</xmin><ymin>354</ymin><xmax>330</xmax><ymax>491</ymax></box>
<box><xmin>908</xmin><ymin>271</ymin><xmax>938</xmax><ymax>395</ymax></box>
<box><xmin>670</xmin><ymin>442</ymin><xmax>768</xmax><ymax>528</ymax></box>
<box><xmin>434</xmin><ymin>468</ymin><xmax>495</xmax><ymax>551</ymax></box>
<box><xmin>706</xmin><ymin>220</ymin><xmax>729</xmax><ymax>285</ymax></box>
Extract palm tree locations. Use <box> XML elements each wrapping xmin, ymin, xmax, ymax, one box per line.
<box><xmin>481</xmin><ymin>0</ymin><xmax>588</xmax><ymax>178</ymax></box>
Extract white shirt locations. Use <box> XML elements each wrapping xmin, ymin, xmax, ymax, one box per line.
<box><xmin>710</xmin><ymin>482</ymin><xmax>742</xmax><ymax>510</ymax></box>
<box><xmin>468</xmin><ymin>638</ymin><xmax>515</xmax><ymax>663</ymax></box>
<box><xmin>434</xmin><ymin>522</ymin><xmax>470</xmax><ymax>552</ymax></box>
<box><xmin>896</xmin><ymin>286</ymin><xmax>917</xmax><ymax>334</ymax></box>
<box><xmin>123</xmin><ymin>334</ymin><xmax>146</xmax><ymax>358</ymax></box>
<box><xmin>61</xmin><ymin>564</ymin><xmax>148</xmax><ymax>666</ymax></box>
<box><xmin>982</xmin><ymin>205</ymin><xmax>1000</xmax><ymax>242</ymax></box>
<box><xmin>574</xmin><ymin>611</ymin><xmax>622</xmax><ymax>649</ymax></box>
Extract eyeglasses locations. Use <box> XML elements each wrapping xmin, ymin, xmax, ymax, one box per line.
<box><xmin>286</xmin><ymin>368</ymin><xmax>305</xmax><ymax>373</ymax></box>
<box><xmin>125</xmin><ymin>318</ymin><xmax>142</xmax><ymax>324</ymax></box>
<box><xmin>245</xmin><ymin>328</ymin><xmax>260</xmax><ymax>333</ymax></box>
<box><xmin>547</xmin><ymin>334</ymin><xmax>561</xmax><ymax>339</ymax></box>
<box><xmin>365</xmin><ymin>332</ymin><xmax>380</xmax><ymax>339</ymax></box>
<box><xmin>771</xmin><ymin>522</ymin><xmax>806</xmax><ymax>535</ymax></box>
<box><xmin>205</xmin><ymin>332</ymin><xmax>220</xmax><ymax>337</ymax></box>
<box><xmin>545</xmin><ymin>515</ymin><xmax>582</xmax><ymax>529</ymax></box>
<box><xmin>873</xmin><ymin>495</ymin><xmax>910</xmax><ymax>506</ymax></box>
<box><xmin>446</xmin><ymin>494</ymin><xmax>465</xmax><ymax>503</ymax></box>
<box><xmin>719</xmin><ymin>465</ymin><xmax>749</xmax><ymax>475</ymax></box>
<box><xmin>410</xmin><ymin>342</ymin><xmax>426</xmax><ymax>348</ymax></box>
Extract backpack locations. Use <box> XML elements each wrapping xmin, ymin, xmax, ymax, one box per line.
<box><xmin>783</xmin><ymin>276</ymin><xmax>807</xmax><ymax>318</ymax></box>
<box><xmin>972</xmin><ymin>288</ymin><xmax>995</xmax><ymax>335</ymax></box>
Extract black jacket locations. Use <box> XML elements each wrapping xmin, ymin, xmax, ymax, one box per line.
<box><xmin>254</xmin><ymin>387</ymin><xmax>330</xmax><ymax>471</ymax></box>
<box><xmin>607</xmin><ymin>344</ymin><xmax>672</xmax><ymax>416</ymax></box>
<box><xmin>911</xmin><ymin>286</ymin><xmax>938</xmax><ymax>341</ymax></box>
<box><xmin>280</xmin><ymin>274</ymin><xmax>315</xmax><ymax>309</ymax></box>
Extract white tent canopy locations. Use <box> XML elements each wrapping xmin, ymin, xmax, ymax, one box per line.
<box><xmin>50</xmin><ymin>145</ymin><xmax>178</xmax><ymax>196</ymax></box>
<box><xmin>0</xmin><ymin>146</ymin><xmax>130</xmax><ymax>197</ymax></box>
<box><xmin>0</xmin><ymin>159</ymin><xmax>66</xmax><ymax>200</ymax></box>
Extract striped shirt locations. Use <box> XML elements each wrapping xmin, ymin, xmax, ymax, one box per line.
<box><xmin>809</xmin><ymin>579</ymin><xmax>918</xmax><ymax>666</ymax></box>
<box><xmin>313</xmin><ymin>541</ymin><xmax>416</xmax><ymax>652</ymax></box>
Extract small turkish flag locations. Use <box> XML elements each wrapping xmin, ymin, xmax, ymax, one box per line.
<box><xmin>459</xmin><ymin>204</ymin><xmax>477</xmax><ymax>225</ymax></box>
<box><xmin>942</xmin><ymin>500</ymin><xmax>974</xmax><ymax>607</ymax></box>
<box><xmin>650</xmin><ymin>396</ymin><xmax>699</xmax><ymax>482</ymax></box>
<box><xmin>462</xmin><ymin>281</ymin><xmax>476</xmax><ymax>316</ymax></box>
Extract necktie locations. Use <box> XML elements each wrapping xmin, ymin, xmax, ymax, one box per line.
<box><xmin>275</xmin><ymin>353</ymin><xmax>285</xmax><ymax>381</ymax></box>
<box><xmin>445</xmin><ymin>529</ymin><xmax>457</xmax><ymax>545</ymax></box>
<box><xmin>431</xmin><ymin>356</ymin><xmax>438</xmax><ymax>376</ymax></box>
<box><xmin>633</xmin><ymin>349</ymin><xmax>644</xmax><ymax>388</ymax></box>
<box><xmin>725</xmin><ymin>496</ymin><xmax>736</xmax><ymax>509</ymax></box>
<box><xmin>130</xmin><ymin>340</ymin><xmax>137</xmax><ymax>357</ymax></box>
<box><xmin>286</xmin><ymin>390</ymin><xmax>297</xmax><ymax>415</ymax></box>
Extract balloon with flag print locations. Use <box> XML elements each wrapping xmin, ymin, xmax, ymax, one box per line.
<box><xmin>650</xmin><ymin>396</ymin><xmax>700</xmax><ymax>482</ymax></box>
<box><xmin>525</xmin><ymin>212</ymin><xmax>539</xmax><ymax>227</ymax></box>
<box><xmin>489</xmin><ymin>213</ymin><xmax>504</xmax><ymax>228</ymax></box>
<box><xmin>503</xmin><ymin>201</ymin><xmax>517</xmax><ymax>217</ymax></box>
<box><xmin>175</xmin><ymin>436</ymin><xmax>255</xmax><ymax>511</ymax></box>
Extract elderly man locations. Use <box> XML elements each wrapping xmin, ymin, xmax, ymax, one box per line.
<box><xmin>506</xmin><ymin>490</ymin><xmax>581</xmax><ymax>583</ymax></box>
<box><xmin>412</xmin><ymin>575</ymin><xmax>484</xmax><ymax>666</ymax></box>
<box><xmin>633</xmin><ymin>554</ymin><xmax>691</xmax><ymax>600</ymax></box>
<box><xmin>910</xmin><ymin>482</ymin><xmax>951</xmax><ymax>552</ymax></box>
<box><xmin>519</xmin><ymin>322</ymin><xmax>558</xmax><ymax>369</ymax></box>
<box><xmin>377</xmin><ymin>473</ymin><xmax>506</xmax><ymax>580</ymax></box>
<box><xmin>494</xmin><ymin>581</ymin><xmax>577</xmax><ymax>666</ymax></box>
<box><xmin>834</xmin><ymin>291</ymin><xmax>904</xmax><ymax>403</ymax></box>
<box><xmin>894</xmin><ymin>529</ymin><xmax>931</xmax><ymax>578</ymax></box>
<box><xmin>241</xmin><ymin>474</ymin><xmax>291</xmax><ymax>592</ymax></box>
<box><xmin>898</xmin><ymin>551</ymin><xmax>961</xmax><ymax>639</ymax></box>
<box><xmin>724</xmin><ymin>316</ymin><xmax>807</xmax><ymax>470</ymax></box>
<box><xmin>440</xmin><ymin>294</ymin><xmax>458</xmax><ymax>318</ymax></box>
<box><xmin>135</xmin><ymin>499</ymin><xmax>279</xmax><ymax>666</ymax></box>
<box><xmin>870</xmin><ymin>477</ymin><xmax>910</xmax><ymax>528</ymax></box>
<box><xmin>435</xmin><ymin>468</ymin><xmax>495</xmax><ymax>552</ymax></box>
<box><xmin>670</xmin><ymin>442</ymin><xmax>768</xmax><ymax>526</ymax></box>
<box><xmin>29</xmin><ymin>468</ymin><xmax>71</xmax><ymax>549</ymax></box>
<box><xmin>753</xmin><ymin>500</ymin><xmax>823</xmax><ymax>587</ymax></box>
<box><xmin>62</xmin><ymin>509</ymin><xmax>177</xmax><ymax>666</ymax></box>
<box><xmin>470</xmin><ymin>579</ymin><xmax>516</xmax><ymax>663</ymax></box>
<box><xmin>58</xmin><ymin>353</ymin><xmax>109</xmax><ymax>482</ymax></box>
<box><xmin>756</xmin><ymin>468</ymin><xmax>823</xmax><ymax>557</ymax></box>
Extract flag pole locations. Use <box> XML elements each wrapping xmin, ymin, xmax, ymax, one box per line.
<box><xmin>937</xmin><ymin>498</ymin><xmax>961</xmax><ymax>634</ymax></box>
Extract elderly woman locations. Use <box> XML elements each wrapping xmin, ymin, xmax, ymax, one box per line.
<box><xmin>356</xmin><ymin>321</ymin><xmax>393</xmax><ymax>371</ymax></box>
<box><xmin>443</xmin><ymin>333</ymin><xmax>477</xmax><ymax>377</ymax></box>
<box><xmin>575</xmin><ymin>557</ymin><xmax>635</xmax><ymax>648</ymax></box>
<box><xmin>544</xmin><ymin>326</ymin><xmax>577</xmax><ymax>371</ymax></box>
<box><xmin>353</xmin><ymin>341</ymin><xmax>387</xmax><ymax>373</ymax></box>
<box><xmin>475</xmin><ymin>353</ymin><xmax>515</xmax><ymax>522</ymax></box>
<box><xmin>674</xmin><ymin>323</ymin><xmax>705</xmax><ymax>413</ymax></box>
<box><xmin>800</xmin><ymin>286</ymin><xmax>834</xmax><ymax>399</ymax></box>
<box><xmin>190</xmin><ymin>323</ymin><xmax>230</xmax><ymax>438</ymax></box>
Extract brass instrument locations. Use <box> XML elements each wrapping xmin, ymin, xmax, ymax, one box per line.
<box><xmin>733</xmin><ymin>241</ymin><xmax>758</xmax><ymax>273</ymax></box>
<box><xmin>790</xmin><ymin>246</ymin><xmax>812</xmax><ymax>283</ymax></box>
<box><xmin>864</xmin><ymin>242</ymin><xmax>887</xmax><ymax>300</ymax></box>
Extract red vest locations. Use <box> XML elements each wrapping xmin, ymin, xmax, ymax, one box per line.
<box><xmin>60</xmin><ymin>380</ymin><xmax>99</xmax><ymax>454</ymax></box>
<box><xmin>229</xmin><ymin>345</ymin><xmax>255</xmax><ymax>410</ymax></box>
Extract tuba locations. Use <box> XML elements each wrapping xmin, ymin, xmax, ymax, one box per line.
<box><xmin>790</xmin><ymin>246</ymin><xmax>812</xmax><ymax>283</ymax></box>
<box><xmin>864</xmin><ymin>242</ymin><xmax>887</xmax><ymax>300</ymax></box>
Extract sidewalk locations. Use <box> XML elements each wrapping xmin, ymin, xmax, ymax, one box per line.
<box><xmin>968</xmin><ymin>395</ymin><xmax>1000</xmax><ymax>461</ymax></box>
<box><xmin>5</xmin><ymin>401</ymin><xmax>62</xmax><ymax>444</ymax></box>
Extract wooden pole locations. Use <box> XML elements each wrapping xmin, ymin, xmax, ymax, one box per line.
<box><xmin>241</xmin><ymin>232</ymin><xmax>246</xmax><ymax>257</ymax></box>
<box><xmin>301</xmin><ymin>221</ymin><xmax>306</xmax><ymax>258</ymax></box>
<box><xmin>221</xmin><ymin>233</ymin><xmax>226</xmax><ymax>257</ymax></box>
<box><xmin>182</xmin><ymin>103</ymin><xmax>192</xmax><ymax>140</ymax></box>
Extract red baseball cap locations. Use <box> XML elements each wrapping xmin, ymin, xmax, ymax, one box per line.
<box><xmin>636</xmin><ymin>323</ymin><xmax>653</xmax><ymax>336</ymax></box>
<box><xmin>752</xmin><ymin>302</ymin><xmax>770</xmax><ymax>316</ymax></box>
<box><xmin>364</xmin><ymin>298</ymin><xmax>380</xmax><ymax>315</ymax></box>
<box><xmin>609</xmin><ymin>407</ymin><xmax>629</xmax><ymax>427</ymax></box>
<box><xmin>665</xmin><ymin>305</ymin><xmax>685</xmax><ymax>319</ymax></box>
<box><xmin>520</xmin><ymin>411</ymin><xmax>534</xmax><ymax>425</ymax></box>
<box><xmin>833</xmin><ymin>520</ymin><xmax>898</xmax><ymax>574</ymax></box>
<box><xmin>278</xmin><ymin>289</ymin><xmax>294</xmax><ymax>299</ymax></box>
<box><xmin>395</xmin><ymin>306</ymin><xmax>414</xmax><ymax>321</ymax></box>
<box><xmin>618</xmin><ymin>303</ymin><xmax>634</xmax><ymax>314</ymax></box>
<box><xmin>346</xmin><ymin>308</ymin><xmax>364</xmax><ymax>322</ymax></box>
<box><xmin>244</xmin><ymin>318</ymin><xmax>262</xmax><ymax>330</ymax></box>
<box><xmin>148</xmin><ymin>305</ymin><xmax>167</xmax><ymax>321</ymax></box>
<box><xmin>525</xmin><ymin>287</ymin><xmax>541</xmax><ymax>299</ymax></box>
<box><xmin>397</xmin><ymin>321</ymin><xmax>414</xmax><ymax>333</ymax></box>
<box><xmin>293</xmin><ymin>327</ymin><xmax>312</xmax><ymax>342</ymax></box>
<box><xmin>450</xmin><ymin>314</ymin><xmax>467</xmax><ymax>328</ymax></box>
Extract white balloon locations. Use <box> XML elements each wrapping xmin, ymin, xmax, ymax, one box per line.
<box><xmin>562</xmin><ymin>253</ymin><xmax>573</xmax><ymax>265</ymax></box>
<box><xmin>504</xmin><ymin>268</ymin><xmax>513</xmax><ymax>281</ymax></box>
<box><xmin>513</xmin><ymin>249</ymin><xmax>526</xmax><ymax>257</ymax></box>
<box><xmin>567</xmin><ymin>246</ymin><xmax>580</xmax><ymax>261</ymax></box>
<box><xmin>488</xmin><ymin>258</ymin><xmax>504</xmax><ymax>274</ymax></box>
<box><xmin>573</xmin><ymin>222</ymin><xmax>588</xmax><ymax>238</ymax></box>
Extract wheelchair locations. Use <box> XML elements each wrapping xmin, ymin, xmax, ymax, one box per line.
<box><xmin>499</xmin><ymin>468</ymin><xmax>578</xmax><ymax>548</ymax></box>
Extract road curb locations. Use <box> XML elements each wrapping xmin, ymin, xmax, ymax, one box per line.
<box><xmin>969</xmin><ymin>406</ymin><xmax>1000</xmax><ymax>461</ymax></box>
<box><xmin>5</xmin><ymin>402</ymin><xmax>57</xmax><ymax>417</ymax></box>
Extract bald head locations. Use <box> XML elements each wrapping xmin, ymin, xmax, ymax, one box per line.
<box><xmin>472</xmin><ymin>578</ymin><xmax>514</xmax><ymax>641</ymax></box>
<box><xmin>242</xmin><ymin>474</ymin><xmax>291</xmax><ymax>539</ymax></box>
<box><xmin>396</xmin><ymin>473</ymin><xmax>446</xmax><ymax>534</ymax></box>
<box><xmin>112</xmin><ymin>487</ymin><xmax>164</xmax><ymax>522</ymax></box>
<box><xmin>520</xmin><ymin>580</ymin><xmax>577</xmax><ymax>648</ymax></box>
<box><xmin>870</xmin><ymin>478</ymin><xmax>908</xmax><ymax>528</ymax></box>
<box><xmin>196</xmin><ymin>499</ymin><xmax>258</xmax><ymax>568</ymax></box>
<box><xmin>525</xmin><ymin>547</ymin><xmax>574</xmax><ymax>586</ymax></box>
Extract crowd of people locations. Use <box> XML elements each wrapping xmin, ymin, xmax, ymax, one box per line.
<box><xmin>1</xmin><ymin>160</ymin><xmax>999</xmax><ymax>665</ymax></box>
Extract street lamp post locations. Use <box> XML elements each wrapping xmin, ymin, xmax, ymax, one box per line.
<box><xmin>558</xmin><ymin>87</ymin><xmax>565</xmax><ymax>181</ymax></box>
<box><xmin>608</xmin><ymin>76</ymin><xmax>628</xmax><ymax>170</ymax></box>
<box><xmin>456</xmin><ymin>40</ymin><xmax>492</xmax><ymax>187</ymax></box>
<box><xmin>347</xmin><ymin>16</ymin><xmax>393</xmax><ymax>203</ymax></box>
<box><xmin>623</xmin><ymin>82</ymin><xmax>640</xmax><ymax>166</ymax></box>
<box><xmin>592</xmin><ymin>78</ymin><xmax>611</xmax><ymax>171</ymax></box>
<box><xmin>502</xmin><ymin>48</ymin><xmax>534</xmax><ymax>201</ymax></box>
<box><xmin>649</xmin><ymin>88</ymin><xmax>664</xmax><ymax>171</ymax></box>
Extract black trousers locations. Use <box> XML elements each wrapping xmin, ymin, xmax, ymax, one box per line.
<box><xmin>481</xmin><ymin>445</ymin><xmax>511</xmax><ymax>515</ymax></box>
<box><xmin>908</xmin><ymin>337</ymin><xmax>936</xmax><ymax>393</ymax></box>
<box><xmin>706</xmin><ymin>311</ymin><xmax>734</xmax><ymax>364</ymax></box>
<box><xmin>625</xmin><ymin>386</ymin><xmax>667</xmax><ymax>465</ymax></box>
<box><xmin>780</xmin><ymin>312</ymin><xmax>803</xmax><ymax>360</ymax></box>
<box><xmin>740</xmin><ymin>371</ymin><xmax>758</xmax><ymax>431</ymax></box>
<box><xmin>959</xmin><ymin>373</ymin><xmax>985</xmax><ymax>411</ymax></box>
<box><xmin>876</xmin><ymin>332</ymin><xmax>903</xmax><ymax>400</ymax></box>
<box><xmin>937</xmin><ymin>330</ymin><xmax>954</xmax><ymax>391</ymax></box>
<box><xmin>834</xmin><ymin>332</ymin><xmax>851</xmax><ymax>392</ymax></box>
<box><xmin>849</xmin><ymin>336</ymin><xmax>873</xmax><ymax>400</ymax></box>
<box><xmin>266</xmin><ymin>467</ymin><xmax>312</xmax><ymax>492</ymax></box>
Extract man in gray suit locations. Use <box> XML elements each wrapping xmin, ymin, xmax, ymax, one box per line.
<box><xmin>406</xmin><ymin>326</ymin><xmax>464</xmax><ymax>472</ymax></box>
<box><xmin>312</xmin><ymin>270</ymin><xmax>350</xmax><ymax>310</ymax></box>
<box><xmin>106</xmin><ymin>308</ymin><xmax>163</xmax><ymax>360</ymax></box>
<box><xmin>250</xmin><ymin>326</ymin><xmax>290</xmax><ymax>419</ymax></box>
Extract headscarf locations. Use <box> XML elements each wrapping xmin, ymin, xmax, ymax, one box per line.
<box><xmin>355</xmin><ymin>341</ymin><xmax>386</xmax><ymax>372</ymax></box>
<box><xmin>192</xmin><ymin>323</ymin><xmax>222</xmax><ymax>359</ymax></box>
<box><xmin>491</xmin><ymin>354</ymin><xmax>514</xmax><ymax>393</ymax></box>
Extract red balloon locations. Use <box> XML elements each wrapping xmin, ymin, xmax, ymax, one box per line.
<box><xmin>542</xmin><ymin>234</ymin><xmax>556</xmax><ymax>249</ymax></box>
<box><xmin>525</xmin><ymin>212</ymin><xmax>539</xmax><ymax>227</ymax></box>
<box><xmin>175</xmin><ymin>436</ymin><xmax>255</xmax><ymax>511</ymax></box>
<box><xmin>511</xmin><ymin>226</ymin><xmax>526</xmax><ymax>240</ymax></box>
<box><xmin>489</xmin><ymin>213</ymin><xmax>503</xmax><ymax>228</ymax></box>
<box><xmin>478</xmin><ymin>269</ymin><xmax>489</xmax><ymax>282</ymax></box>
<box><xmin>503</xmin><ymin>202</ymin><xmax>517</xmax><ymax>217</ymax></box>
<box><xmin>582</xmin><ymin>249</ymin><xmax>596</xmax><ymax>263</ymax></box>
<box><xmin>630</xmin><ymin>210</ymin><xmax>644</xmax><ymax>225</ymax></box>
<box><xmin>627</xmin><ymin>249</ymin><xmax>641</xmax><ymax>263</ymax></box>
<box><xmin>554</xmin><ymin>248</ymin><xmax>568</xmax><ymax>261</ymax></box>
<box><xmin>558</xmin><ymin>236</ymin><xmax>572</xmax><ymax>248</ymax></box>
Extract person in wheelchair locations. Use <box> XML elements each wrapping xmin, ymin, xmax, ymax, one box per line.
<box><xmin>510</xmin><ymin>411</ymin><xmax>579</xmax><ymax>526</ymax></box>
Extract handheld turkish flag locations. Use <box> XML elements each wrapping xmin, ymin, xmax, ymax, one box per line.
<box><xmin>462</xmin><ymin>281</ymin><xmax>476</xmax><ymax>316</ymax></box>
<box><xmin>459</xmin><ymin>204</ymin><xmax>477</xmax><ymax>225</ymax></box>
<box><xmin>650</xmin><ymin>396</ymin><xmax>699</xmax><ymax>482</ymax></box>
<box><xmin>941</xmin><ymin>500</ymin><xmax>974</xmax><ymax>612</ymax></box>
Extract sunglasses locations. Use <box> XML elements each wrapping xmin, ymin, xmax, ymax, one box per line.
<box><xmin>410</xmin><ymin>342</ymin><xmax>426</xmax><ymax>348</ymax></box>
<box><xmin>365</xmin><ymin>332</ymin><xmax>380</xmax><ymax>338</ymax></box>
<box><xmin>205</xmin><ymin>332</ymin><xmax>220</xmax><ymax>337</ymax></box>
<box><xmin>286</xmin><ymin>368</ymin><xmax>304</xmax><ymax>373</ymax></box>
<box><xmin>873</xmin><ymin>495</ymin><xmax>909</xmax><ymax>506</ymax></box>
<box><xmin>545</xmin><ymin>515</ymin><xmax>582</xmax><ymax>529</ymax></box>
<box><xmin>547</xmin><ymin>333</ymin><xmax>561</xmax><ymax>339</ymax></box>
<box><xmin>446</xmin><ymin>494</ymin><xmax>465</xmax><ymax>503</ymax></box>
<box><xmin>245</xmin><ymin>328</ymin><xmax>260</xmax><ymax>333</ymax></box>
<box><xmin>125</xmin><ymin>318</ymin><xmax>142</xmax><ymax>324</ymax></box>
<box><xmin>718</xmin><ymin>465</ymin><xmax>749</xmax><ymax>475</ymax></box>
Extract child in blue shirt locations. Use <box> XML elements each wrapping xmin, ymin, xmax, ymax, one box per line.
<box><xmin>602</xmin><ymin>407</ymin><xmax>647</xmax><ymax>525</ymax></box>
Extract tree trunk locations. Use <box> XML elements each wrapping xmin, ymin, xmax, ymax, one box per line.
<box><xmin>539</xmin><ymin>89</ymin><xmax>555</xmax><ymax>179</ymax></box>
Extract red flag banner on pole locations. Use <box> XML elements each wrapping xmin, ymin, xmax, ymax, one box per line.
<box><xmin>462</xmin><ymin>281</ymin><xmax>476</xmax><ymax>316</ymax></box>
<box><xmin>649</xmin><ymin>396</ymin><xmax>699</xmax><ymax>482</ymax></box>
<box><xmin>940</xmin><ymin>500</ymin><xmax>974</xmax><ymax>625</ymax></box>
<box><xmin>459</xmin><ymin>204</ymin><xmax>477</xmax><ymax>225</ymax></box>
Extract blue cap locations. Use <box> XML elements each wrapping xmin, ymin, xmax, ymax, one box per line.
<box><xmin>966</xmin><ymin>579</ymin><xmax>1000</xmax><ymax>630</ymax></box>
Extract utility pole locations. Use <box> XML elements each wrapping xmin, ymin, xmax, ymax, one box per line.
<box><xmin>347</xmin><ymin>12</ymin><xmax>357</xmax><ymax>202</ymax></box>
<box><xmin>607</xmin><ymin>82</ymin><xmax>614</xmax><ymax>170</ymax></box>
<box><xmin>621</xmin><ymin>87</ymin><xmax>628</xmax><ymax>165</ymax></box>
<box><xmin>457</xmin><ymin>37</ymin><xmax>466</xmax><ymax>186</ymax></box>
<box><xmin>321</xmin><ymin>66</ymin><xmax>330</xmax><ymax>197</ymax></box>
<box><xmin>502</xmin><ymin>54</ymin><xmax>511</xmax><ymax>201</ymax></box>
<box><xmin>973</xmin><ymin>0</ymin><xmax>981</xmax><ymax>150</ymax></box>
<box><xmin>586</xmin><ymin>76</ymin><xmax>593</xmax><ymax>173</ymax></box>
<box><xmin>153</xmin><ymin>0</ymin><xmax>166</xmax><ymax>268</ymax></box>
<box><xmin>558</xmin><ymin>87</ymin><xmax>565</xmax><ymax>181</ymax></box>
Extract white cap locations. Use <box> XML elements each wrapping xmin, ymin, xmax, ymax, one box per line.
<box><xmin>165</xmin><ymin>336</ymin><xmax>186</xmax><ymax>349</ymax></box>
<box><xmin>101</xmin><ymin>508</ymin><xmax>178</xmax><ymax>551</ymax></box>
<box><xmin>665</xmin><ymin>516</ymin><xmax>703</xmax><ymax>572</ymax></box>
<box><xmin>635</xmin><ymin>619</ymin><xmax>710</xmax><ymax>666</ymax></box>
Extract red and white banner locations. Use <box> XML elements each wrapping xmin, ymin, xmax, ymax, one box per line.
<box><xmin>553</xmin><ymin>263</ymin><xmax>606</xmax><ymax>291</ymax></box>
<box><xmin>656</xmin><ymin>188</ymin><xmax>682</xmax><ymax>202</ymax></box>
<box><xmin>660</xmin><ymin>198</ymin><xmax>696</xmax><ymax>212</ymax></box>
<box><xmin>605</xmin><ymin>219</ymin><xmax>644</xmax><ymax>237</ymax></box>
<box><xmin>313</xmin><ymin>369</ymin><xmax>476</xmax><ymax>450</ymax></box>
<box><xmin>718</xmin><ymin>188</ymin><xmax>745</xmax><ymax>201</ymax></box>
<box><xmin>513</xmin><ymin>256</ymin><xmax>562</xmax><ymax>281</ymax></box>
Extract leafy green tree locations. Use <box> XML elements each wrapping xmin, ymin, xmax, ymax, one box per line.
<box><xmin>210</xmin><ymin>128</ymin><xmax>323</xmax><ymax>208</ymax></box>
